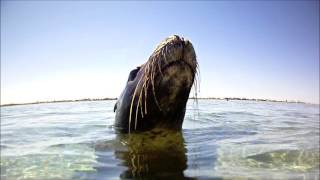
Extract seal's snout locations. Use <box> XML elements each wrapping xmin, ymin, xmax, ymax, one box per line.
<box><xmin>152</xmin><ymin>35</ymin><xmax>197</xmax><ymax>113</ymax></box>
<box><xmin>182</xmin><ymin>39</ymin><xmax>197</xmax><ymax>73</ymax></box>
<box><xmin>156</xmin><ymin>35</ymin><xmax>197</xmax><ymax>73</ymax></box>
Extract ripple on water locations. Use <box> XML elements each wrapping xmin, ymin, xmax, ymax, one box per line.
<box><xmin>1</xmin><ymin>100</ymin><xmax>319</xmax><ymax>179</ymax></box>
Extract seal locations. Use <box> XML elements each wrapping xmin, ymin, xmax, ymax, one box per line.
<box><xmin>94</xmin><ymin>128</ymin><xmax>195</xmax><ymax>179</ymax></box>
<box><xmin>114</xmin><ymin>35</ymin><xmax>198</xmax><ymax>133</ymax></box>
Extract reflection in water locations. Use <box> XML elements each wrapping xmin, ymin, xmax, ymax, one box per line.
<box><xmin>95</xmin><ymin>128</ymin><xmax>196</xmax><ymax>180</ymax></box>
<box><xmin>2</xmin><ymin>100</ymin><xmax>319</xmax><ymax>179</ymax></box>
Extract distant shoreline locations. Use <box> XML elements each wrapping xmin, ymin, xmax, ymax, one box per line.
<box><xmin>0</xmin><ymin>98</ymin><xmax>117</xmax><ymax>107</ymax></box>
<box><xmin>1</xmin><ymin>97</ymin><xmax>315</xmax><ymax>107</ymax></box>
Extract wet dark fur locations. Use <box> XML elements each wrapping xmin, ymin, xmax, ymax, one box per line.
<box><xmin>114</xmin><ymin>35</ymin><xmax>198</xmax><ymax>133</ymax></box>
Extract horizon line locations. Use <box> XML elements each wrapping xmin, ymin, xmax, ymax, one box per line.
<box><xmin>1</xmin><ymin>97</ymin><xmax>318</xmax><ymax>107</ymax></box>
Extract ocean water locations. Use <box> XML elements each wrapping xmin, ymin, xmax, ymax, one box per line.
<box><xmin>1</xmin><ymin>100</ymin><xmax>319</xmax><ymax>180</ymax></box>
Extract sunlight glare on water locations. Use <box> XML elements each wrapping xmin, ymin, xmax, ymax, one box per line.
<box><xmin>1</xmin><ymin>100</ymin><xmax>319</xmax><ymax>179</ymax></box>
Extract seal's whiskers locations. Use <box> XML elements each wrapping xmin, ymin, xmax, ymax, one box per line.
<box><xmin>144</xmin><ymin>77</ymin><xmax>148</xmax><ymax>115</ymax></box>
<box><xmin>157</xmin><ymin>55</ymin><xmax>164</xmax><ymax>77</ymax></box>
<box><xmin>134</xmin><ymin>92</ymin><xmax>141</xmax><ymax>130</ymax></box>
<box><xmin>129</xmin><ymin>75</ymin><xmax>143</xmax><ymax>133</ymax></box>
<box><xmin>135</xmin><ymin>76</ymin><xmax>148</xmax><ymax>129</ymax></box>
<box><xmin>150</xmin><ymin>57</ymin><xmax>162</xmax><ymax>111</ymax></box>
<box><xmin>162</xmin><ymin>47</ymin><xmax>168</xmax><ymax>64</ymax></box>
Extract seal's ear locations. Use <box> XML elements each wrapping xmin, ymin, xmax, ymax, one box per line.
<box><xmin>127</xmin><ymin>67</ymin><xmax>141</xmax><ymax>82</ymax></box>
<box><xmin>114</xmin><ymin>102</ymin><xmax>117</xmax><ymax>112</ymax></box>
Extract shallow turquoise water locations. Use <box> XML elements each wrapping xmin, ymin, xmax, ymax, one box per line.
<box><xmin>1</xmin><ymin>100</ymin><xmax>319</xmax><ymax>179</ymax></box>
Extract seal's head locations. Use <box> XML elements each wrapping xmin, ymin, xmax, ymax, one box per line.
<box><xmin>114</xmin><ymin>35</ymin><xmax>198</xmax><ymax>133</ymax></box>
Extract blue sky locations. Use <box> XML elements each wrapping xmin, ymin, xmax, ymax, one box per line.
<box><xmin>1</xmin><ymin>1</ymin><xmax>319</xmax><ymax>104</ymax></box>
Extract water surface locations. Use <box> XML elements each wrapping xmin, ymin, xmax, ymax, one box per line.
<box><xmin>1</xmin><ymin>100</ymin><xmax>319</xmax><ymax>179</ymax></box>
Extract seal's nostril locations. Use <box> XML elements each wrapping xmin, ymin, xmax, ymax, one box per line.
<box><xmin>173</xmin><ymin>35</ymin><xmax>180</xmax><ymax>40</ymax></box>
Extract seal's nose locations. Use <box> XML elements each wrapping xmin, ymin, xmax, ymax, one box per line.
<box><xmin>184</xmin><ymin>39</ymin><xmax>190</xmax><ymax>46</ymax></box>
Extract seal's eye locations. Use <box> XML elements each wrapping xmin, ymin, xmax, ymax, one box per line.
<box><xmin>127</xmin><ymin>67</ymin><xmax>140</xmax><ymax>82</ymax></box>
